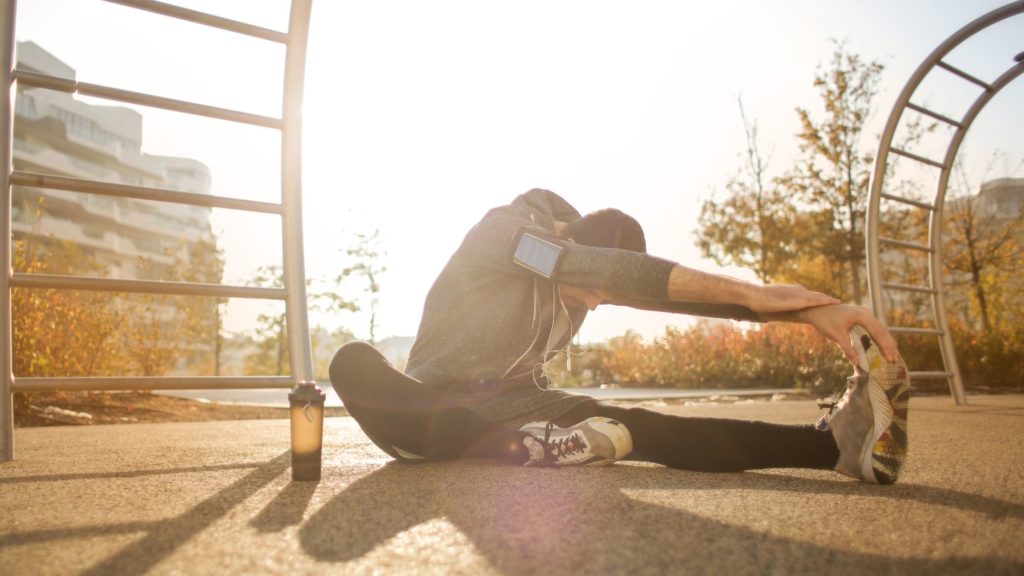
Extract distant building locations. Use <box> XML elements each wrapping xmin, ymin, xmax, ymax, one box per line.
<box><xmin>877</xmin><ymin>177</ymin><xmax>1023</xmax><ymax>324</ymax></box>
<box><xmin>942</xmin><ymin>177</ymin><xmax>1023</xmax><ymax>328</ymax></box>
<box><xmin>974</xmin><ymin>177</ymin><xmax>1024</xmax><ymax>220</ymax></box>
<box><xmin>11</xmin><ymin>41</ymin><xmax>215</xmax><ymax>280</ymax></box>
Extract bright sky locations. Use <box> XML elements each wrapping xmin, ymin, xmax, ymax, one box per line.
<box><xmin>14</xmin><ymin>0</ymin><xmax>1024</xmax><ymax>344</ymax></box>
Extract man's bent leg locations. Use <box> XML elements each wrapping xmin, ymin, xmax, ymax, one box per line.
<box><xmin>555</xmin><ymin>400</ymin><xmax>838</xmax><ymax>472</ymax></box>
<box><xmin>329</xmin><ymin>342</ymin><xmax>529</xmax><ymax>463</ymax></box>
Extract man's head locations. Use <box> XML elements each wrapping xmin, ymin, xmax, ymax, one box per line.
<box><xmin>559</xmin><ymin>208</ymin><xmax>646</xmax><ymax>253</ymax></box>
<box><xmin>556</xmin><ymin>208</ymin><xmax>646</xmax><ymax>310</ymax></box>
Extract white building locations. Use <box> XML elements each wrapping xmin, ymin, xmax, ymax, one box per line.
<box><xmin>12</xmin><ymin>41</ymin><xmax>216</xmax><ymax>281</ymax></box>
<box><xmin>974</xmin><ymin>178</ymin><xmax>1024</xmax><ymax>220</ymax></box>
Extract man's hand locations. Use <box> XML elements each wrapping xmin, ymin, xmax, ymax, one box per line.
<box><xmin>742</xmin><ymin>284</ymin><xmax>841</xmax><ymax>314</ymax></box>
<box><xmin>794</xmin><ymin>304</ymin><xmax>902</xmax><ymax>366</ymax></box>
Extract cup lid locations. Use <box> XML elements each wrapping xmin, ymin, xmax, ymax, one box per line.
<box><xmin>289</xmin><ymin>382</ymin><xmax>326</xmax><ymax>403</ymax></box>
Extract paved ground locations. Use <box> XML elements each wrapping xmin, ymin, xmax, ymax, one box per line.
<box><xmin>1</xmin><ymin>394</ymin><xmax>1022</xmax><ymax>575</ymax></box>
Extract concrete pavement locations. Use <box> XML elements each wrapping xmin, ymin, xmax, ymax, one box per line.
<box><xmin>1</xmin><ymin>394</ymin><xmax>1022</xmax><ymax>575</ymax></box>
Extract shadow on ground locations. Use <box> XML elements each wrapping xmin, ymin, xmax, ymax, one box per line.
<box><xmin>297</xmin><ymin>460</ymin><xmax>1023</xmax><ymax>574</ymax></box>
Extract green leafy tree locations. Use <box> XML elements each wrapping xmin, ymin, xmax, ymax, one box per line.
<box><xmin>12</xmin><ymin>236</ymin><xmax>123</xmax><ymax>378</ymax></box>
<box><xmin>331</xmin><ymin>229</ymin><xmax>387</xmax><ymax>344</ymax></box>
<box><xmin>244</xmin><ymin>265</ymin><xmax>289</xmax><ymax>376</ymax></box>
<box><xmin>171</xmin><ymin>232</ymin><xmax>227</xmax><ymax>374</ymax></box>
<box><xmin>778</xmin><ymin>41</ymin><xmax>884</xmax><ymax>303</ymax></box>
<box><xmin>696</xmin><ymin>96</ymin><xmax>797</xmax><ymax>284</ymax></box>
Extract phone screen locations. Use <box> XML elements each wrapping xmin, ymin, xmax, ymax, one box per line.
<box><xmin>512</xmin><ymin>232</ymin><xmax>563</xmax><ymax>278</ymax></box>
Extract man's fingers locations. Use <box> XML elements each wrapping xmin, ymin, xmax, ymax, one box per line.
<box><xmin>842</xmin><ymin>345</ymin><xmax>859</xmax><ymax>365</ymax></box>
<box><xmin>804</xmin><ymin>290</ymin><xmax>840</xmax><ymax>308</ymax></box>
<box><xmin>862</xmin><ymin>316</ymin><xmax>901</xmax><ymax>364</ymax></box>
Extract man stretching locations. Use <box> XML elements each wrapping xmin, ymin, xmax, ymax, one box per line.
<box><xmin>329</xmin><ymin>188</ymin><xmax>909</xmax><ymax>484</ymax></box>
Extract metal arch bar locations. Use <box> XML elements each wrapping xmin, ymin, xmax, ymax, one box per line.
<box><xmin>880</xmin><ymin>192</ymin><xmax>935</xmax><ymax>211</ymax></box>
<box><xmin>910</xmin><ymin>371</ymin><xmax>955</xmax><ymax>380</ymax></box>
<box><xmin>867</xmin><ymin>1</ymin><xmax>1024</xmax><ymax>320</ymax></box>
<box><xmin>14</xmin><ymin>69</ymin><xmax>283</xmax><ymax>129</ymax></box>
<box><xmin>936</xmin><ymin>61</ymin><xmax>993</xmax><ymax>91</ymax></box>
<box><xmin>927</xmin><ymin>59</ymin><xmax>1024</xmax><ymax>405</ymax></box>
<box><xmin>280</xmin><ymin>0</ymin><xmax>315</xmax><ymax>385</ymax></box>
<box><xmin>889</xmin><ymin>327</ymin><xmax>943</xmax><ymax>336</ymax></box>
<box><xmin>11</xmin><ymin>171</ymin><xmax>284</xmax><ymax>215</ymax></box>
<box><xmin>102</xmin><ymin>0</ymin><xmax>289</xmax><ymax>44</ymax></box>
<box><xmin>866</xmin><ymin>1</ymin><xmax>1024</xmax><ymax>406</ymax></box>
<box><xmin>1</xmin><ymin>0</ymin><xmax>17</xmax><ymax>462</ymax></box>
<box><xmin>10</xmin><ymin>273</ymin><xmax>288</xmax><ymax>300</ymax></box>
<box><xmin>879</xmin><ymin>237</ymin><xmax>934</xmax><ymax>253</ymax></box>
<box><xmin>881</xmin><ymin>282</ymin><xmax>936</xmax><ymax>295</ymax></box>
<box><xmin>890</xmin><ymin>147</ymin><xmax>945</xmax><ymax>169</ymax></box>
<box><xmin>13</xmin><ymin>375</ymin><xmax>294</xmax><ymax>392</ymax></box>
<box><xmin>906</xmin><ymin>103</ymin><xmax>963</xmax><ymax>129</ymax></box>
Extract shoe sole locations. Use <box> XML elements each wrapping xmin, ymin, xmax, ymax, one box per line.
<box><xmin>850</xmin><ymin>325</ymin><xmax>910</xmax><ymax>484</ymax></box>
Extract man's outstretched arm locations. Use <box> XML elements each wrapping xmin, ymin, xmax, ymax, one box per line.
<box><xmin>666</xmin><ymin>265</ymin><xmax>840</xmax><ymax>313</ymax></box>
<box><xmin>665</xmin><ymin>264</ymin><xmax>900</xmax><ymax>365</ymax></box>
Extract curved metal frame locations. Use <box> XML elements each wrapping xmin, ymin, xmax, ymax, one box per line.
<box><xmin>0</xmin><ymin>0</ymin><xmax>316</xmax><ymax>460</ymax></box>
<box><xmin>866</xmin><ymin>1</ymin><xmax>1024</xmax><ymax>405</ymax></box>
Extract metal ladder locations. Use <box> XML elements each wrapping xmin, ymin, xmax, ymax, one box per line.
<box><xmin>1</xmin><ymin>0</ymin><xmax>317</xmax><ymax>460</ymax></box>
<box><xmin>866</xmin><ymin>1</ymin><xmax>1024</xmax><ymax>405</ymax></box>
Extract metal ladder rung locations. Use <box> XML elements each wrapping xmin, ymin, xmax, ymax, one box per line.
<box><xmin>12</xmin><ymin>375</ymin><xmax>295</xmax><ymax>393</ymax></box>
<box><xmin>889</xmin><ymin>326</ymin><xmax>944</xmax><ymax>336</ymax></box>
<box><xmin>890</xmin><ymin>147</ymin><xmax>945</xmax><ymax>169</ymax></box>
<box><xmin>103</xmin><ymin>0</ymin><xmax>289</xmax><ymax>43</ymax></box>
<box><xmin>909</xmin><ymin>371</ymin><xmax>954</xmax><ymax>381</ymax></box>
<box><xmin>936</xmin><ymin>60</ymin><xmax>993</xmax><ymax>91</ymax></box>
<box><xmin>881</xmin><ymin>282</ymin><xmax>937</xmax><ymax>295</ymax></box>
<box><xmin>880</xmin><ymin>192</ymin><xmax>935</xmax><ymax>211</ymax></box>
<box><xmin>879</xmin><ymin>237</ymin><xmax>934</xmax><ymax>253</ymax></box>
<box><xmin>906</xmin><ymin>102</ymin><xmax>963</xmax><ymax>128</ymax></box>
<box><xmin>10</xmin><ymin>273</ymin><xmax>288</xmax><ymax>300</ymax></box>
<box><xmin>10</xmin><ymin>171</ymin><xmax>284</xmax><ymax>215</ymax></box>
<box><xmin>13</xmin><ymin>69</ymin><xmax>283</xmax><ymax>129</ymax></box>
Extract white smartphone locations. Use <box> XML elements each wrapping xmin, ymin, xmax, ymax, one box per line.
<box><xmin>512</xmin><ymin>230</ymin><xmax>564</xmax><ymax>278</ymax></box>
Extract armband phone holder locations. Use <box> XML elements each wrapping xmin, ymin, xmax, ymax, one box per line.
<box><xmin>511</xmin><ymin>229</ymin><xmax>564</xmax><ymax>278</ymax></box>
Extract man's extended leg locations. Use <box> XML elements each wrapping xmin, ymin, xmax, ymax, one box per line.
<box><xmin>329</xmin><ymin>341</ymin><xmax>529</xmax><ymax>463</ymax></box>
<box><xmin>553</xmin><ymin>325</ymin><xmax>910</xmax><ymax>483</ymax></box>
<box><xmin>554</xmin><ymin>401</ymin><xmax>839</xmax><ymax>472</ymax></box>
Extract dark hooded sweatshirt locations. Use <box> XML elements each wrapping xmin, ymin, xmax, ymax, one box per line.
<box><xmin>404</xmin><ymin>189</ymin><xmax>761</xmax><ymax>427</ymax></box>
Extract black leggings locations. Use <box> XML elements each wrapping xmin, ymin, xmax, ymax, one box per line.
<box><xmin>329</xmin><ymin>342</ymin><xmax>838</xmax><ymax>472</ymax></box>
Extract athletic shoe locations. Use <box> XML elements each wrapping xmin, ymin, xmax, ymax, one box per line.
<box><xmin>815</xmin><ymin>325</ymin><xmax>910</xmax><ymax>484</ymax></box>
<box><xmin>520</xmin><ymin>417</ymin><xmax>633</xmax><ymax>467</ymax></box>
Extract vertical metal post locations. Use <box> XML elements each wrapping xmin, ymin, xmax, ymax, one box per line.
<box><xmin>927</xmin><ymin>195</ymin><xmax>966</xmax><ymax>405</ymax></box>
<box><xmin>281</xmin><ymin>0</ymin><xmax>315</xmax><ymax>383</ymax></box>
<box><xmin>1</xmin><ymin>0</ymin><xmax>18</xmax><ymax>462</ymax></box>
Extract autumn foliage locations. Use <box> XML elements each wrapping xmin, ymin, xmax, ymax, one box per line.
<box><xmin>552</xmin><ymin>314</ymin><xmax>1022</xmax><ymax>392</ymax></box>
<box><xmin>563</xmin><ymin>321</ymin><xmax>846</xmax><ymax>392</ymax></box>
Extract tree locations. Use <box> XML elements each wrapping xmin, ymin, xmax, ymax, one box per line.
<box><xmin>778</xmin><ymin>41</ymin><xmax>884</xmax><ymax>303</ymax></box>
<box><xmin>943</xmin><ymin>160</ymin><xmax>1024</xmax><ymax>333</ymax></box>
<box><xmin>331</xmin><ymin>229</ymin><xmax>387</xmax><ymax>344</ymax></box>
<box><xmin>11</xmin><ymin>236</ymin><xmax>123</xmax><ymax>378</ymax></box>
<box><xmin>310</xmin><ymin>325</ymin><xmax>356</xmax><ymax>381</ymax></box>
<box><xmin>173</xmin><ymin>232</ymin><xmax>227</xmax><ymax>374</ymax></box>
<box><xmin>244</xmin><ymin>265</ymin><xmax>289</xmax><ymax>376</ymax></box>
<box><xmin>696</xmin><ymin>96</ymin><xmax>797</xmax><ymax>284</ymax></box>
